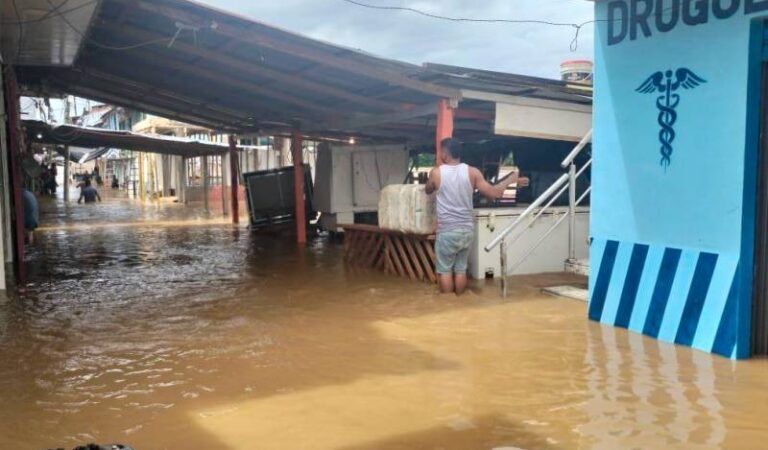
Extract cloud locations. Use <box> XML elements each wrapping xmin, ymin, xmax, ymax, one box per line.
<box><xmin>196</xmin><ymin>0</ymin><xmax>594</xmax><ymax>79</ymax></box>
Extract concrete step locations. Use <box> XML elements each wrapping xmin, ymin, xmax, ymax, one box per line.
<box><xmin>542</xmin><ymin>285</ymin><xmax>588</xmax><ymax>302</ymax></box>
<box><xmin>565</xmin><ymin>258</ymin><xmax>589</xmax><ymax>276</ymax></box>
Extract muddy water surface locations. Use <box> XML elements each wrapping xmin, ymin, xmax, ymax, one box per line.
<box><xmin>0</xmin><ymin>193</ymin><xmax>767</xmax><ymax>449</ymax></box>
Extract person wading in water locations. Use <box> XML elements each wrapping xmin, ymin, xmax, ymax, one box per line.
<box><xmin>425</xmin><ymin>138</ymin><xmax>529</xmax><ymax>295</ymax></box>
<box><xmin>77</xmin><ymin>178</ymin><xmax>102</xmax><ymax>204</ymax></box>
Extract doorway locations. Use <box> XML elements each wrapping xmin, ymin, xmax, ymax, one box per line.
<box><xmin>752</xmin><ymin>57</ymin><xmax>768</xmax><ymax>355</ymax></box>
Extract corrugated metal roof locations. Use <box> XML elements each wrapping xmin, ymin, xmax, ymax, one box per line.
<box><xmin>14</xmin><ymin>0</ymin><xmax>592</xmax><ymax>145</ymax></box>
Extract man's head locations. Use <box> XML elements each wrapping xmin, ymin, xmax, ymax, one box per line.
<box><xmin>84</xmin><ymin>178</ymin><xmax>92</xmax><ymax>187</ymax></box>
<box><xmin>440</xmin><ymin>138</ymin><xmax>462</xmax><ymax>163</ymax></box>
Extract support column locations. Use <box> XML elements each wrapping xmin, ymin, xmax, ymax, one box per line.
<box><xmin>292</xmin><ymin>130</ymin><xmax>306</xmax><ymax>245</ymax></box>
<box><xmin>229</xmin><ymin>135</ymin><xmax>240</xmax><ymax>224</ymax></box>
<box><xmin>279</xmin><ymin>137</ymin><xmax>291</xmax><ymax>167</ymax></box>
<box><xmin>202</xmin><ymin>156</ymin><xmax>210</xmax><ymax>214</ymax></box>
<box><xmin>63</xmin><ymin>146</ymin><xmax>70</xmax><ymax>202</ymax></box>
<box><xmin>5</xmin><ymin>70</ymin><xmax>25</xmax><ymax>285</ymax></box>
<box><xmin>435</xmin><ymin>98</ymin><xmax>455</xmax><ymax>164</ymax></box>
<box><xmin>179</xmin><ymin>157</ymin><xmax>187</xmax><ymax>205</ymax></box>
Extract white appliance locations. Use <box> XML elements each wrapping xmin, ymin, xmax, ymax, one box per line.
<box><xmin>469</xmin><ymin>206</ymin><xmax>590</xmax><ymax>279</ymax></box>
<box><xmin>314</xmin><ymin>143</ymin><xmax>409</xmax><ymax>230</ymax></box>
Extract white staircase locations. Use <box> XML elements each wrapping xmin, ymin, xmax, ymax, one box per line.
<box><xmin>483</xmin><ymin>130</ymin><xmax>593</xmax><ymax>298</ymax></box>
<box><xmin>565</xmin><ymin>258</ymin><xmax>589</xmax><ymax>276</ymax></box>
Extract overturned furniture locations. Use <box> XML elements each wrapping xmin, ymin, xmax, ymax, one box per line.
<box><xmin>243</xmin><ymin>165</ymin><xmax>314</xmax><ymax>230</ymax></box>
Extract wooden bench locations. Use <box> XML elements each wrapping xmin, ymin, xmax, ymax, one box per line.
<box><xmin>341</xmin><ymin>224</ymin><xmax>436</xmax><ymax>283</ymax></box>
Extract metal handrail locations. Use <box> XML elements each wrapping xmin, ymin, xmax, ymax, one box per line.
<box><xmin>505</xmin><ymin>187</ymin><xmax>592</xmax><ymax>275</ymax></box>
<box><xmin>502</xmin><ymin>158</ymin><xmax>592</xmax><ymax>250</ymax></box>
<box><xmin>483</xmin><ymin>173</ymin><xmax>569</xmax><ymax>252</ymax></box>
<box><xmin>561</xmin><ymin>129</ymin><xmax>592</xmax><ymax>168</ymax></box>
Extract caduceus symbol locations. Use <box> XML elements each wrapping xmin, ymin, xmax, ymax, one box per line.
<box><xmin>636</xmin><ymin>68</ymin><xmax>706</xmax><ymax>168</ymax></box>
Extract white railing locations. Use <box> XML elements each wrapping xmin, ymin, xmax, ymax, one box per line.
<box><xmin>485</xmin><ymin>129</ymin><xmax>592</xmax><ymax>297</ymax></box>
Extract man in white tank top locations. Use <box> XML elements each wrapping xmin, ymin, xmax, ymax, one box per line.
<box><xmin>425</xmin><ymin>138</ymin><xmax>528</xmax><ymax>295</ymax></box>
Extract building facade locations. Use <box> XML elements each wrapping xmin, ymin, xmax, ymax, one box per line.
<box><xmin>590</xmin><ymin>0</ymin><xmax>768</xmax><ymax>359</ymax></box>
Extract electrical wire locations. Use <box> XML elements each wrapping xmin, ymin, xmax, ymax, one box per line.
<box><xmin>340</xmin><ymin>0</ymin><xmax>681</xmax><ymax>52</ymax></box>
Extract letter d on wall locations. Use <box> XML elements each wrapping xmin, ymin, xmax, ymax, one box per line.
<box><xmin>608</xmin><ymin>1</ymin><xmax>629</xmax><ymax>45</ymax></box>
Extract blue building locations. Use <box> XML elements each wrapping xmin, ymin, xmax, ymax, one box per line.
<box><xmin>590</xmin><ymin>0</ymin><xmax>768</xmax><ymax>359</ymax></box>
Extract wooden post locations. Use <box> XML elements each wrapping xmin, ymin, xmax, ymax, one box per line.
<box><xmin>229</xmin><ymin>135</ymin><xmax>239</xmax><ymax>224</ymax></box>
<box><xmin>292</xmin><ymin>130</ymin><xmax>306</xmax><ymax>245</ymax></box>
<box><xmin>435</xmin><ymin>98</ymin><xmax>454</xmax><ymax>165</ymax></box>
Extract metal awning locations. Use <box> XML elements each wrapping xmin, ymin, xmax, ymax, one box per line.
<box><xmin>13</xmin><ymin>0</ymin><xmax>592</xmax><ymax>145</ymax></box>
<box><xmin>24</xmin><ymin>120</ymin><xmax>229</xmax><ymax>156</ymax></box>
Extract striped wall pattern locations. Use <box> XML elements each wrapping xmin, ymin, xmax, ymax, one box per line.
<box><xmin>588</xmin><ymin>238</ymin><xmax>743</xmax><ymax>358</ymax></box>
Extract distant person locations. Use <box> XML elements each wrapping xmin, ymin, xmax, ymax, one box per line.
<box><xmin>78</xmin><ymin>178</ymin><xmax>102</xmax><ymax>204</ymax></box>
<box><xmin>112</xmin><ymin>176</ymin><xmax>119</xmax><ymax>189</ymax></box>
<box><xmin>425</xmin><ymin>138</ymin><xmax>529</xmax><ymax>295</ymax></box>
<box><xmin>22</xmin><ymin>188</ymin><xmax>39</xmax><ymax>244</ymax></box>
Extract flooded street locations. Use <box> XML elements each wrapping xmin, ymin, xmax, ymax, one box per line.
<box><xmin>0</xmin><ymin>193</ymin><xmax>767</xmax><ymax>450</ymax></box>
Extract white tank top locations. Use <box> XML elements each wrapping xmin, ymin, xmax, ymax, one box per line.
<box><xmin>436</xmin><ymin>163</ymin><xmax>474</xmax><ymax>232</ymax></box>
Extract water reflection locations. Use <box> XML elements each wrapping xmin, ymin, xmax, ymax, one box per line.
<box><xmin>582</xmin><ymin>324</ymin><xmax>726</xmax><ymax>449</ymax></box>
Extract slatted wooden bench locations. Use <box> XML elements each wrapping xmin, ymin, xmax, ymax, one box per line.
<box><xmin>341</xmin><ymin>224</ymin><xmax>437</xmax><ymax>283</ymax></box>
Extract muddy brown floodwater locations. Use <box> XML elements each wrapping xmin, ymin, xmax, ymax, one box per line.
<box><xmin>0</xmin><ymin>192</ymin><xmax>767</xmax><ymax>450</ymax></box>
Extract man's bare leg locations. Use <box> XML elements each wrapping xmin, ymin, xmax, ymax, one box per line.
<box><xmin>438</xmin><ymin>274</ymin><xmax>455</xmax><ymax>294</ymax></box>
<box><xmin>454</xmin><ymin>273</ymin><xmax>468</xmax><ymax>295</ymax></box>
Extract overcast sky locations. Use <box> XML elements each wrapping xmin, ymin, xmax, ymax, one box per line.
<box><xmin>196</xmin><ymin>0</ymin><xmax>595</xmax><ymax>80</ymax></box>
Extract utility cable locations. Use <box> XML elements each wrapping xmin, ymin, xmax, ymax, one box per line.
<box><xmin>340</xmin><ymin>0</ymin><xmax>681</xmax><ymax>52</ymax></box>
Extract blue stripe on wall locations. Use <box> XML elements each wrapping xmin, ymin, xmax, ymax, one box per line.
<box><xmin>712</xmin><ymin>269</ymin><xmax>740</xmax><ymax>358</ymax></box>
<box><xmin>628</xmin><ymin>246</ymin><xmax>665</xmax><ymax>333</ymax></box>
<box><xmin>658</xmin><ymin>250</ymin><xmax>700</xmax><ymax>343</ymax></box>
<box><xmin>600</xmin><ymin>242</ymin><xmax>634</xmax><ymax>324</ymax></box>
<box><xmin>589</xmin><ymin>240</ymin><xmax>619</xmax><ymax>321</ymax></box>
<box><xmin>588</xmin><ymin>239</ymin><xmax>606</xmax><ymax>298</ymax></box>
<box><xmin>643</xmin><ymin>248</ymin><xmax>682</xmax><ymax>338</ymax></box>
<box><xmin>615</xmin><ymin>244</ymin><xmax>650</xmax><ymax>328</ymax></box>
<box><xmin>692</xmin><ymin>257</ymin><xmax>738</xmax><ymax>352</ymax></box>
<box><xmin>675</xmin><ymin>252</ymin><xmax>719</xmax><ymax>346</ymax></box>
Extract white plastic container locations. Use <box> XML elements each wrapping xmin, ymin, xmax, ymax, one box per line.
<box><xmin>378</xmin><ymin>184</ymin><xmax>436</xmax><ymax>234</ymax></box>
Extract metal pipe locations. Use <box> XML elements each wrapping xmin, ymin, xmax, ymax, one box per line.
<box><xmin>484</xmin><ymin>173</ymin><xmax>569</xmax><ymax>252</ymax></box>
<box><xmin>229</xmin><ymin>135</ymin><xmax>240</xmax><ymax>224</ymax></box>
<box><xmin>64</xmin><ymin>146</ymin><xmax>70</xmax><ymax>202</ymax></box>
<box><xmin>202</xmin><ymin>156</ymin><xmax>209</xmax><ymax>214</ymax></box>
<box><xmin>500</xmin><ymin>239</ymin><xmax>508</xmax><ymax>298</ymax></box>
<box><xmin>568</xmin><ymin>163</ymin><xmax>577</xmax><ymax>261</ymax></box>
<box><xmin>561</xmin><ymin>129</ymin><xmax>592</xmax><ymax>168</ymax></box>
<box><xmin>0</xmin><ymin>68</ymin><xmax>11</xmax><ymax>265</ymax></box>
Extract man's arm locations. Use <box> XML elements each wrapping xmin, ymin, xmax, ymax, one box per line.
<box><xmin>470</xmin><ymin>167</ymin><xmax>529</xmax><ymax>200</ymax></box>
<box><xmin>425</xmin><ymin>167</ymin><xmax>440</xmax><ymax>195</ymax></box>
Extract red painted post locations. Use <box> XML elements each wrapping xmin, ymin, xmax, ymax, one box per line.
<box><xmin>292</xmin><ymin>130</ymin><xmax>307</xmax><ymax>245</ymax></box>
<box><xmin>228</xmin><ymin>135</ymin><xmax>239</xmax><ymax>224</ymax></box>
<box><xmin>435</xmin><ymin>98</ymin><xmax>454</xmax><ymax>165</ymax></box>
